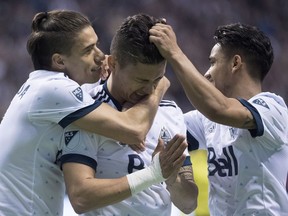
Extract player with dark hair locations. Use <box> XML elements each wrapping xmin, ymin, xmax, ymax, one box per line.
<box><xmin>0</xmin><ymin>10</ymin><xmax>168</xmax><ymax>216</ymax></box>
<box><xmin>150</xmin><ymin>22</ymin><xmax>288</xmax><ymax>215</ymax></box>
<box><xmin>60</xmin><ymin>14</ymin><xmax>198</xmax><ymax>215</ymax></box>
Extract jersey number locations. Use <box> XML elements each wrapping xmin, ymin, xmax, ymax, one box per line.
<box><xmin>208</xmin><ymin>145</ymin><xmax>238</xmax><ymax>177</ymax></box>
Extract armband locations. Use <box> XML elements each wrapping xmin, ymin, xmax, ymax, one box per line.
<box><xmin>126</xmin><ymin>153</ymin><xmax>166</xmax><ymax>196</ymax></box>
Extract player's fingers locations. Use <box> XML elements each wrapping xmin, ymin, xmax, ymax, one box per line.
<box><xmin>152</xmin><ymin>138</ymin><xmax>165</xmax><ymax>159</ymax></box>
<box><xmin>129</xmin><ymin>142</ymin><xmax>145</xmax><ymax>153</ymax></box>
<box><xmin>169</xmin><ymin>139</ymin><xmax>187</xmax><ymax>163</ymax></box>
<box><xmin>166</xmin><ymin>134</ymin><xmax>185</xmax><ymax>152</ymax></box>
<box><xmin>172</xmin><ymin>153</ymin><xmax>186</xmax><ymax>169</ymax></box>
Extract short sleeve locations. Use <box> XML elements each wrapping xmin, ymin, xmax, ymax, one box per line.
<box><xmin>60</xmin><ymin>125</ymin><xmax>100</xmax><ymax>171</ymax></box>
<box><xmin>240</xmin><ymin>93</ymin><xmax>288</xmax><ymax>149</ymax></box>
<box><xmin>28</xmin><ymin>77</ymin><xmax>100</xmax><ymax>125</ymax></box>
<box><xmin>184</xmin><ymin>110</ymin><xmax>206</xmax><ymax>151</ymax></box>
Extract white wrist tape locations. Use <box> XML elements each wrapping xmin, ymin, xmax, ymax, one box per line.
<box><xmin>126</xmin><ymin>152</ymin><xmax>166</xmax><ymax>196</ymax></box>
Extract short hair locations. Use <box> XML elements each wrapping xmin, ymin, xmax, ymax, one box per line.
<box><xmin>26</xmin><ymin>10</ymin><xmax>91</xmax><ymax>70</ymax></box>
<box><xmin>110</xmin><ymin>13</ymin><xmax>165</xmax><ymax>68</ymax></box>
<box><xmin>214</xmin><ymin>23</ymin><xmax>274</xmax><ymax>81</ymax></box>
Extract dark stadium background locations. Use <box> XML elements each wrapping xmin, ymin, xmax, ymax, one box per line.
<box><xmin>1</xmin><ymin>0</ymin><xmax>287</xmax><ymax>117</ymax></box>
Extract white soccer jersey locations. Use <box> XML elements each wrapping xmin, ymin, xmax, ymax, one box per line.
<box><xmin>60</xmin><ymin>83</ymin><xmax>191</xmax><ymax>216</ymax></box>
<box><xmin>185</xmin><ymin>92</ymin><xmax>288</xmax><ymax>216</ymax></box>
<box><xmin>0</xmin><ymin>70</ymin><xmax>101</xmax><ymax>216</ymax></box>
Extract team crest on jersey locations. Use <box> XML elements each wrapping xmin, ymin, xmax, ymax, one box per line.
<box><xmin>229</xmin><ymin>127</ymin><xmax>237</xmax><ymax>139</ymax></box>
<box><xmin>159</xmin><ymin>127</ymin><xmax>172</xmax><ymax>144</ymax></box>
<box><xmin>64</xmin><ymin>131</ymin><xmax>78</xmax><ymax>145</ymax></box>
<box><xmin>252</xmin><ymin>98</ymin><xmax>269</xmax><ymax>109</ymax></box>
<box><xmin>72</xmin><ymin>87</ymin><xmax>83</xmax><ymax>102</ymax></box>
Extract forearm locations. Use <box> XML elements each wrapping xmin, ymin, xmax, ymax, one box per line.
<box><xmin>65</xmin><ymin>153</ymin><xmax>165</xmax><ymax>214</ymax></box>
<box><xmin>68</xmin><ymin>177</ymin><xmax>131</xmax><ymax>214</ymax></box>
<box><xmin>166</xmin><ymin>166</ymin><xmax>198</xmax><ymax>214</ymax></box>
<box><xmin>74</xmin><ymin>77</ymin><xmax>168</xmax><ymax>144</ymax></box>
<box><xmin>169</xmin><ymin>52</ymin><xmax>255</xmax><ymax>127</ymax></box>
<box><xmin>125</xmin><ymin>76</ymin><xmax>169</xmax><ymax>137</ymax></box>
<box><xmin>169</xmin><ymin>51</ymin><xmax>230</xmax><ymax>119</ymax></box>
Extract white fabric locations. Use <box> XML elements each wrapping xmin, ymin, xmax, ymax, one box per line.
<box><xmin>60</xmin><ymin>83</ymin><xmax>189</xmax><ymax>216</ymax></box>
<box><xmin>127</xmin><ymin>152</ymin><xmax>166</xmax><ymax>195</ymax></box>
<box><xmin>0</xmin><ymin>70</ymin><xmax>98</xmax><ymax>216</ymax></box>
<box><xmin>185</xmin><ymin>92</ymin><xmax>288</xmax><ymax>216</ymax></box>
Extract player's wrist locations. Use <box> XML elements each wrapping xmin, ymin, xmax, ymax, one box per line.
<box><xmin>126</xmin><ymin>153</ymin><xmax>166</xmax><ymax>195</ymax></box>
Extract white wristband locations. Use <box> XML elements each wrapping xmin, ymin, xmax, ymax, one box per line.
<box><xmin>126</xmin><ymin>152</ymin><xmax>166</xmax><ymax>196</ymax></box>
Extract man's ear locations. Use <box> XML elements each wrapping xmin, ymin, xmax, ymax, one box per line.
<box><xmin>51</xmin><ymin>53</ymin><xmax>65</xmax><ymax>70</ymax></box>
<box><xmin>232</xmin><ymin>55</ymin><xmax>242</xmax><ymax>71</ymax></box>
<box><xmin>107</xmin><ymin>55</ymin><xmax>116</xmax><ymax>71</ymax></box>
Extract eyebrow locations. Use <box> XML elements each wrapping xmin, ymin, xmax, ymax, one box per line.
<box><xmin>84</xmin><ymin>44</ymin><xmax>95</xmax><ymax>51</ymax></box>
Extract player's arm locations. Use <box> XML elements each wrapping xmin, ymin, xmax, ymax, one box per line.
<box><xmin>62</xmin><ymin>134</ymin><xmax>187</xmax><ymax>214</ymax></box>
<box><xmin>149</xmin><ymin>24</ymin><xmax>255</xmax><ymax>129</ymax></box>
<box><xmin>156</xmin><ymin>134</ymin><xmax>198</xmax><ymax>214</ymax></box>
<box><xmin>166</xmin><ymin>165</ymin><xmax>198</xmax><ymax>214</ymax></box>
<box><xmin>73</xmin><ymin>77</ymin><xmax>169</xmax><ymax>145</ymax></box>
<box><xmin>62</xmin><ymin>162</ymin><xmax>131</xmax><ymax>214</ymax></box>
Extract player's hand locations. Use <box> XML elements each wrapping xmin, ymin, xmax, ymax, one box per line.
<box><xmin>149</xmin><ymin>23</ymin><xmax>182</xmax><ymax>61</ymax></box>
<box><xmin>152</xmin><ymin>134</ymin><xmax>187</xmax><ymax>179</ymax></box>
<box><xmin>128</xmin><ymin>141</ymin><xmax>146</xmax><ymax>153</ymax></box>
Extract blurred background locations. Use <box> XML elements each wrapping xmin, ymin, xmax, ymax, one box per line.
<box><xmin>1</xmin><ymin>1</ymin><xmax>288</xmax><ymax>215</ymax></box>
<box><xmin>0</xmin><ymin>0</ymin><xmax>288</xmax><ymax>117</ymax></box>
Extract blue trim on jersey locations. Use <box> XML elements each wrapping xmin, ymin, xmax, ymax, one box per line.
<box><xmin>187</xmin><ymin>131</ymin><xmax>199</xmax><ymax>151</ymax></box>
<box><xmin>60</xmin><ymin>154</ymin><xmax>97</xmax><ymax>171</ymax></box>
<box><xmin>183</xmin><ymin>156</ymin><xmax>192</xmax><ymax>166</ymax></box>
<box><xmin>103</xmin><ymin>82</ymin><xmax>122</xmax><ymax>111</ymax></box>
<box><xmin>238</xmin><ymin>98</ymin><xmax>264</xmax><ymax>137</ymax></box>
<box><xmin>59</xmin><ymin>100</ymin><xmax>102</xmax><ymax>128</ymax></box>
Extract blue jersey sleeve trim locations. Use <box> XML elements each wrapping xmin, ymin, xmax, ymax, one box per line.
<box><xmin>60</xmin><ymin>154</ymin><xmax>97</xmax><ymax>171</ymax></box>
<box><xmin>59</xmin><ymin>100</ymin><xmax>102</xmax><ymax>128</ymax></box>
<box><xmin>183</xmin><ymin>156</ymin><xmax>192</xmax><ymax>166</ymax></box>
<box><xmin>187</xmin><ymin>131</ymin><xmax>199</xmax><ymax>151</ymax></box>
<box><xmin>238</xmin><ymin>98</ymin><xmax>264</xmax><ymax>137</ymax></box>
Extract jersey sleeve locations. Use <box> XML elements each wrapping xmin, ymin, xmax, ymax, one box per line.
<box><xmin>28</xmin><ymin>78</ymin><xmax>101</xmax><ymax>126</ymax></box>
<box><xmin>59</xmin><ymin>124</ymin><xmax>99</xmax><ymax>171</ymax></box>
<box><xmin>184</xmin><ymin>110</ymin><xmax>206</xmax><ymax>151</ymax></box>
<box><xmin>173</xmin><ymin>102</ymin><xmax>191</xmax><ymax>166</ymax></box>
<box><xmin>240</xmin><ymin>93</ymin><xmax>288</xmax><ymax>149</ymax></box>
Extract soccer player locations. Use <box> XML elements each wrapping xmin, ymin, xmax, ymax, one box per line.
<box><xmin>0</xmin><ymin>10</ymin><xmax>168</xmax><ymax>216</ymax></box>
<box><xmin>150</xmin><ymin>22</ymin><xmax>288</xmax><ymax>215</ymax></box>
<box><xmin>60</xmin><ymin>14</ymin><xmax>198</xmax><ymax>215</ymax></box>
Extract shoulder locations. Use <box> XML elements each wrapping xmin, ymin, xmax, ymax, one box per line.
<box><xmin>250</xmin><ymin>92</ymin><xmax>287</xmax><ymax>110</ymax></box>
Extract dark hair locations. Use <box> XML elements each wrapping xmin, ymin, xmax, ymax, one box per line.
<box><xmin>110</xmin><ymin>13</ymin><xmax>165</xmax><ymax>68</ymax></box>
<box><xmin>214</xmin><ymin>23</ymin><xmax>274</xmax><ymax>81</ymax></box>
<box><xmin>26</xmin><ymin>10</ymin><xmax>91</xmax><ymax>70</ymax></box>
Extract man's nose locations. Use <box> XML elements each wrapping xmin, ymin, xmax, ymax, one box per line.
<box><xmin>94</xmin><ymin>48</ymin><xmax>105</xmax><ymax>62</ymax></box>
<box><xmin>204</xmin><ymin>71</ymin><xmax>212</xmax><ymax>80</ymax></box>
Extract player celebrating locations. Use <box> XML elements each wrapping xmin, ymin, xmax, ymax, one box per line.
<box><xmin>60</xmin><ymin>14</ymin><xmax>198</xmax><ymax>215</ymax></box>
<box><xmin>0</xmin><ymin>10</ymin><xmax>168</xmax><ymax>216</ymax></box>
<box><xmin>150</xmin><ymin>22</ymin><xmax>288</xmax><ymax>215</ymax></box>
